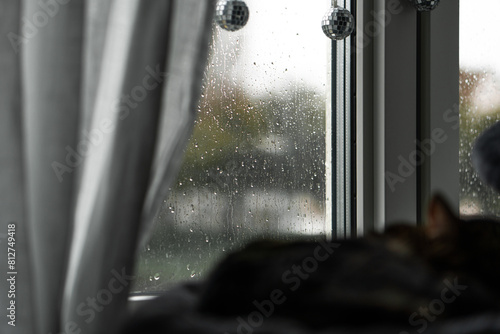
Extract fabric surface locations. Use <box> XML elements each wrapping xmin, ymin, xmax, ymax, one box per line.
<box><xmin>0</xmin><ymin>3</ymin><xmax>33</xmax><ymax>334</ymax></box>
<box><xmin>0</xmin><ymin>1</ymin><xmax>215</xmax><ymax>334</ymax></box>
<box><xmin>122</xmin><ymin>281</ymin><xmax>500</xmax><ymax>334</ymax></box>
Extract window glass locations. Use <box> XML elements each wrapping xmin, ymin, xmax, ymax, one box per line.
<box><xmin>459</xmin><ymin>0</ymin><xmax>500</xmax><ymax>215</ymax></box>
<box><xmin>132</xmin><ymin>0</ymin><xmax>331</xmax><ymax>293</ymax></box>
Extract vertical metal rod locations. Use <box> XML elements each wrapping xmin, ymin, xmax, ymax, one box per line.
<box><xmin>349</xmin><ymin>0</ymin><xmax>357</xmax><ymax>237</ymax></box>
<box><xmin>331</xmin><ymin>39</ymin><xmax>337</xmax><ymax>239</ymax></box>
<box><xmin>336</xmin><ymin>37</ymin><xmax>346</xmax><ymax>239</ymax></box>
<box><xmin>417</xmin><ymin>12</ymin><xmax>431</xmax><ymax>224</ymax></box>
<box><xmin>331</xmin><ymin>0</ymin><xmax>353</xmax><ymax>240</ymax></box>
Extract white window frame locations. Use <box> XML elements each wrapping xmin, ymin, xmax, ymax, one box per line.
<box><xmin>328</xmin><ymin>0</ymin><xmax>356</xmax><ymax>240</ymax></box>
<box><xmin>355</xmin><ymin>0</ymin><xmax>459</xmax><ymax>234</ymax></box>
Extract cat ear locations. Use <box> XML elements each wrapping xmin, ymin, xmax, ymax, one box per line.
<box><xmin>426</xmin><ymin>194</ymin><xmax>459</xmax><ymax>239</ymax></box>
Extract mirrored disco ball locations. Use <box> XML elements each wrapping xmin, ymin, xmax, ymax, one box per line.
<box><xmin>322</xmin><ymin>7</ymin><xmax>354</xmax><ymax>40</ymax></box>
<box><xmin>408</xmin><ymin>0</ymin><xmax>440</xmax><ymax>11</ymax></box>
<box><xmin>215</xmin><ymin>0</ymin><xmax>249</xmax><ymax>32</ymax></box>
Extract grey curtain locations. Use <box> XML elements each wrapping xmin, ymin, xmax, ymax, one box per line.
<box><xmin>0</xmin><ymin>1</ymin><xmax>215</xmax><ymax>334</ymax></box>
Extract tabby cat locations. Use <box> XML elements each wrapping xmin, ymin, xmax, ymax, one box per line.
<box><xmin>197</xmin><ymin>195</ymin><xmax>500</xmax><ymax>329</ymax></box>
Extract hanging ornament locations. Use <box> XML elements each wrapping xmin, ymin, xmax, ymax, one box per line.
<box><xmin>408</xmin><ymin>0</ymin><xmax>440</xmax><ymax>11</ymax></box>
<box><xmin>322</xmin><ymin>0</ymin><xmax>355</xmax><ymax>40</ymax></box>
<box><xmin>214</xmin><ymin>0</ymin><xmax>249</xmax><ymax>32</ymax></box>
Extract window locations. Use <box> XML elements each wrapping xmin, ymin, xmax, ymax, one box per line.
<box><xmin>132</xmin><ymin>0</ymin><xmax>467</xmax><ymax>295</ymax></box>
<box><xmin>132</xmin><ymin>0</ymin><xmax>339</xmax><ymax>293</ymax></box>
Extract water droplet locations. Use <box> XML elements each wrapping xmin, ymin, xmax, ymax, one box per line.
<box><xmin>191</xmin><ymin>271</ymin><xmax>196</xmax><ymax>278</ymax></box>
<box><xmin>187</xmin><ymin>264</ymin><xmax>190</xmax><ymax>271</ymax></box>
<box><xmin>154</xmin><ymin>273</ymin><xmax>160</xmax><ymax>281</ymax></box>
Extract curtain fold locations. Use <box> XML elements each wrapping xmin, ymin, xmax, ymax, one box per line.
<box><xmin>0</xmin><ymin>3</ymin><xmax>34</xmax><ymax>334</ymax></box>
<box><xmin>0</xmin><ymin>1</ymin><xmax>215</xmax><ymax>334</ymax></box>
<box><xmin>22</xmin><ymin>1</ymin><xmax>84</xmax><ymax>333</ymax></box>
<box><xmin>139</xmin><ymin>0</ymin><xmax>217</xmax><ymax>248</ymax></box>
<box><xmin>63</xmin><ymin>1</ymin><xmax>173</xmax><ymax>333</ymax></box>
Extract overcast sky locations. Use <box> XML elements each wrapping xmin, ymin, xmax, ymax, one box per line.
<box><xmin>460</xmin><ymin>0</ymin><xmax>500</xmax><ymax>74</ymax></box>
<box><xmin>215</xmin><ymin>0</ymin><xmax>330</xmax><ymax>96</ymax></box>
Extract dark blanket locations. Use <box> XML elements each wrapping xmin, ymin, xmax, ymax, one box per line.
<box><xmin>121</xmin><ymin>282</ymin><xmax>500</xmax><ymax>334</ymax></box>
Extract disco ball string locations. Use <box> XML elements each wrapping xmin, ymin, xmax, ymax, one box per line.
<box><xmin>321</xmin><ymin>0</ymin><xmax>355</xmax><ymax>40</ymax></box>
